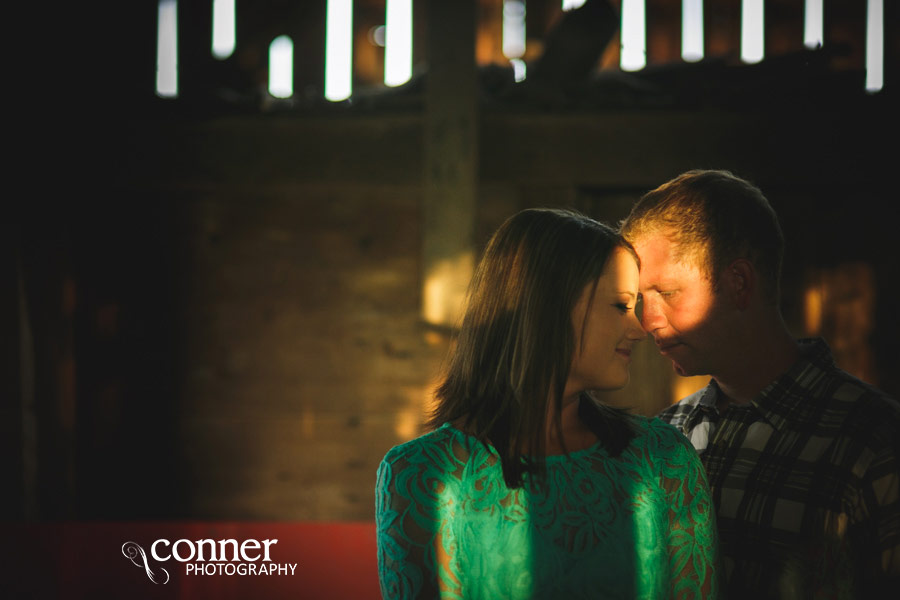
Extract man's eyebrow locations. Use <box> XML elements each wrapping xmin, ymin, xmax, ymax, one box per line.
<box><xmin>642</xmin><ymin>280</ymin><xmax>677</xmax><ymax>291</ymax></box>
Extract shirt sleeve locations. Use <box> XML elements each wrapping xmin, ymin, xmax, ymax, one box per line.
<box><xmin>655</xmin><ymin>421</ymin><xmax>721</xmax><ymax>599</ymax></box>
<box><xmin>856</xmin><ymin>434</ymin><xmax>900</xmax><ymax>592</ymax></box>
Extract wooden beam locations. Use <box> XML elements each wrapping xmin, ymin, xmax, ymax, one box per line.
<box><xmin>421</xmin><ymin>0</ymin><xmax>478</xmax><ymax>326</ymax></box>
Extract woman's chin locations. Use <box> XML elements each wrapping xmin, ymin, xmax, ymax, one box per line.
<box><xmin>596</xmin><ymin>372</ymin><xmax>630</xmax><ymax>392</ymax></box>
<box><xmin>585</xmin><ymin>378</ymin><xmax>630</xmax><ymax>396</ymax></box>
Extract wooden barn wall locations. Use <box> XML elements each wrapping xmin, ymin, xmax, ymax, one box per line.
<box><xmin>10</xmin><ymin>106</ymin><xmax>895</xmax><ymax>522</ymax></box>
<box><xmin>7</xmin><ymin>0</ymin><xmax>896</xmax><ymax>522</ymax></box>
<box><xmin>174</xmin><ymin>183</ymin><xmax>435</xmax><ymax>520</ymax></box>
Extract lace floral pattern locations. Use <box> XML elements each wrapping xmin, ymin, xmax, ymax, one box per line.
<box><xmin>376</xmin><ymin>416</ymin><xmax>719</xmax><ymax>599</ymax></box>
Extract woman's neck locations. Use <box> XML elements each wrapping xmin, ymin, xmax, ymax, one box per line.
<box><xmin>451</xmin><ymin>394</ymin><xmax>598</xmax><ymax>456</ymax></box>
<box><xmin>545</xmin><ymin>394</ymin><xmax>598</xmax><ymax>455</ymax></box>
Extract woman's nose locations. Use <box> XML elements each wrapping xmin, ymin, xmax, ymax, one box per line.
<box><xmin>627</xmin><ymin>311</ymin><xmax>647</xmax><ymax>341</ymax></box>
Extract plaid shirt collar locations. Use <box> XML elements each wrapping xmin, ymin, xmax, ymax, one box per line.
<box><xmin>687</xmin><ymin>338</ymin><xmax>835</xmax><ymax>433</ymax></box>
<box><xmin>748</xmin><ymin>337</ymin><xmax>834</xmax><ymax>432</ymax></box>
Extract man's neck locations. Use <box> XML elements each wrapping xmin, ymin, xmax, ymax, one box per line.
<box><xmin>714</xmin><ymin>322</ymin><xmax>800</xmax><ymax>408</ymax></box>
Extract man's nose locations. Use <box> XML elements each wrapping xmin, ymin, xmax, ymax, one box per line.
<box><xmin>640</xmin><ymin>296</ymin><xmax>667</xmax><ymax>332</ymax></box>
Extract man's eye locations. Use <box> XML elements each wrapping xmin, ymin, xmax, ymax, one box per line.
<box><xmin>659</xmin><ymin>290</ymin><xmax>676</xmax><ymax>298</ymax></box>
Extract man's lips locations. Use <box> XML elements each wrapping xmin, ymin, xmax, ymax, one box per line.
<box><xmin>656</xmin><ymin>340</ymin><xmax>682</xmax><ymax>353</ymax></box>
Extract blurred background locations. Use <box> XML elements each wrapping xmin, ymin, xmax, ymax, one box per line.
<box><xmin>5</xmin><ymin>0</ymin><xmax>897</xmax><ymax>530</ymax></box>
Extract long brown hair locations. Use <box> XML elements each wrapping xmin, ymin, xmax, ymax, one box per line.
<box><xmin>429</xmin><ymin>208</ymin><xmax>636</xmax><ymax>488</ymax></box>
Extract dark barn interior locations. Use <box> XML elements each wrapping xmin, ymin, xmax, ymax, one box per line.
<box><xmin>5</xmin><ymin>0</ymin><xmax>897</xmax><ymax>597</ymax></box>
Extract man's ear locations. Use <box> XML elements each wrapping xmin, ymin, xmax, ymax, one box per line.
<box><xmin>724</xmin><ymin>259</ymin><xmax>755</xmax><ymax>310</ymax></box>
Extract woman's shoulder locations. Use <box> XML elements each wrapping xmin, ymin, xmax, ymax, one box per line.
<box><xmin>622</xmin><ymin>412</ymin><xmax>677</xmax><ymax>435</ymax></box>
<box><xmin>605</xmin><ymin>415</ymin><xmax>705</xmax><ymax>491</ymax></box>
<box><xmin>624</xmin><ymin>414</ymin><xmax>697</xmax><ymax>457</ymax></box>
<box><xmin>379</xmin><ymin>423</ymin><xmax>461</xmax><ymax>468</ymax></box>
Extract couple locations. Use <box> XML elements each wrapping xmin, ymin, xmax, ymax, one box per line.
<box><xmin>376</xmin><ymin>170</ymin><xmax>899</xmax><ymax>598</ymax></box>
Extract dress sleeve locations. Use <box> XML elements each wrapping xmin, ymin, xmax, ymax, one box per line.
<box><xmin>375</xmin><ymin>446</ymin><xmax>460</xmax><ymax>600</ymax></box>
<box><xmin>654</xmin><ymin>421</ymin><xmax>720</xmax><ymax>599</ymax></box>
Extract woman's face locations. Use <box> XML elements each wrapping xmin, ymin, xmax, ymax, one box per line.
<box><xmin>566</xmin><ymin>247</ymin><xmax>645</xmax><ymax>396</ymax></box>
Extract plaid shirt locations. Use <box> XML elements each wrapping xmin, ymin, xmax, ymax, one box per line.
<box><xmin>659</xmin><ymin>338</ymin><xmax>900</xmax><ymax>598</ymax></box>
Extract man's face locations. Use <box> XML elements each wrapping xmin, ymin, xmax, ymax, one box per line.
<box><xmin>632</xmin><ymin>234</ymin><xmax>732</xmax><ymax>377</ymax></box>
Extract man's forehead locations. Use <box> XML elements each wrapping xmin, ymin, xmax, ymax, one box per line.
<box><xmin>635</xmin><ymin>232</ymin><xmax>699</xmax><ymax>260</ymax></box>
<box><xmin>633</xmin><ymin>233</ymin><xmax>709</xmax><ymax>277</ymax></box>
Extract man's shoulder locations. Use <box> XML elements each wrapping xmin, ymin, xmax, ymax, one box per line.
<box><xmin>796</xmin><ymin>337</ymin><xmax>897</xmax><ymax>413</ymax></box>
<box><xmin>809</xmin><ymin>362</ymin><xmax>900</xmax><ymax>434</ymax></box>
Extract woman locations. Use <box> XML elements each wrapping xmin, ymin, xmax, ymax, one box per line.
<box><xmin>376</xmin><ymin>209</ymin><xmax>718</xmax><ymax>599</ymax></box>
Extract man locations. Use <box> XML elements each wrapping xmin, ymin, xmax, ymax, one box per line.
<box><xmin>621</xmin><ymin>169</ymin><xmax>899</xmax><ymax>597</ymax></box>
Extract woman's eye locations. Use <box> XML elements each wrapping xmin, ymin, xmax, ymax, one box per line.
<box><xmin>614</xmin><ymin>303</ymin><xmax>631</xmax><ymax>313</ymax></box>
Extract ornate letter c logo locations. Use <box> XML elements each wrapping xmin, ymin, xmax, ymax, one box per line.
<box><xmin>122</xmin><ymin>541</ymin><xmax>170</xmax><ymax>584</ymax></box>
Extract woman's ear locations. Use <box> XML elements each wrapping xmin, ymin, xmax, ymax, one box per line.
<box><xmin>724</xmin><ymin>259</ymin><xmax>755</xmax><ymax>310</ymax></box>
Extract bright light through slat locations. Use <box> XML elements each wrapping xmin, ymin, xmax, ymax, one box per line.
<box><xmin>156</xmin><ymin>0</ymin><xmax>178</xmax><ymax>98</ymax></box>
<box><xmin>741</xmin><ymin>0</ymin><xmax>764</xmax><ymax>64</ymax></box>
<box><xmin>803</xmin><ymin>0</ymin><xmax>823</xmax><ymax>49</ymax></box>
<box><xmin>510</xmin><ymin>58</ymin><xmax>526</xmax><ymax>82</ymax></box>
<box><xmin>621</xmin><ymin>0</ymin><xmax>646</xmax><ymax>71</ymax></box>
<box><xmin>503</xmin><ymin>1</ymin><xmax>526</xmax><ymax>59</ymax></box>
<box><xmin>562</xmin><ymin>0</ymin><xmax>586</xmax><ymax>11</ymax></box>
<box><xmin>682</xmin><ymin>0</ymin><xmax>704</xmax><ymax>62</ymax></box>
<box><xmin>212</xmin><ymin>0</ymin><xmax>236</xmax><ymax>59</ymax></box>
<box><xmin>269</xmin><ymin>35</ymin><xmax>294</xmax><ymax>98</ymax></box>
<box><xmin>325</xmin><ymin>0</ymin><xmax>353</xmax><ymax>101</ymax></box>
<box><xmin>866</xmin><ymin>0</ymin><xmax>883</xmax><ymax>92</ymax></box>
<box><xmin>384</xmin><ymin>0</ymin><xmax>412</xmax><ymax>87</ymax></box>
<box><xmin>372</xmin><ymin>25</ymin><xmax>386</xmax><ymax>47</ymax></box>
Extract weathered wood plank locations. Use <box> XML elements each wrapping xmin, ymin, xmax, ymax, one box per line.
<box><xmin>421</xmin><ymin>0</ymin><xmax>479</xmax><ymax>326</ymax></box>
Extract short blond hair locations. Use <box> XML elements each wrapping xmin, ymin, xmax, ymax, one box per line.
<box><xmin>621</xmin><ymin>169</ymin><xmax>784</xmax><ymax>304</ymax></box>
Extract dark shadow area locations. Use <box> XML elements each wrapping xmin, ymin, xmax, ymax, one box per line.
<box><xmin>7</xmin><ymin>0</ymin><xmax>895</xmax><ymax>526</ymax></box>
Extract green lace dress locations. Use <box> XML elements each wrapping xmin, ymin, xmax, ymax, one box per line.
<box><xmin>376</xmin><ymin>416</ymin><xmax>719</xmax><ymax>599</ymax></box>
